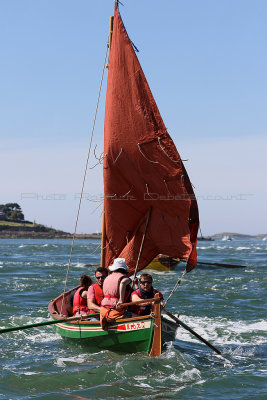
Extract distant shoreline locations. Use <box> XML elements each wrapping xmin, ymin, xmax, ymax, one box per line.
<box><xmin>0</xmin><ymin>221</ymin><xmax>266</xmax><ymax>240</ymax></box>
<box><xmin>0</xmin><ymin>221</ymin><xmax>102</xmax><ymax>239</ymax></box>
<box><xmin>0</xmin><ymin>231</ymin><xmax>101</xmax><ymax>239</ymax></box>
<box><xmin>0</xmin><ymin>231</ymin><xmax>266</xmax><ymax>240</ymax></box>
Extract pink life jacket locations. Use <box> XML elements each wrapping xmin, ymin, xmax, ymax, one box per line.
<box><xmin>101</xmin><ymin>272</ymin><xmax>127</xmax><ymax>308</ymax></box>
<box><xmin>72</xmin><ymin>286</ymin><xmax>88</xmax><ymax>314</ymax></box>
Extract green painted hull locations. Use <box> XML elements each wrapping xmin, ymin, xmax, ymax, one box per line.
<box><xmin>52</xmin><ymin>316</ymin><xmax>154</xmax><ymax>353</ymax></box>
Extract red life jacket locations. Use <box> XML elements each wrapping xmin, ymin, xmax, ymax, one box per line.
<box><xmin>88</xmin><ymin>283</ymin><xmax>104</xmax><ymax>314</ymax></box>
<box><xmin>131</xmin><ymin>288</ymin><xmax>162</xmax><ymax>316</ymax></box>
<box><xmin>73</xmin><ymin>286</ymin><xmax>88</xmax><ymax>314</ymax></box>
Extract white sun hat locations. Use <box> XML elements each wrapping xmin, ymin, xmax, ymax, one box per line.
<box><xmin>108</xmin><ymin>258</ymin><xmax>129</xmax><ymax>272</ymax></box>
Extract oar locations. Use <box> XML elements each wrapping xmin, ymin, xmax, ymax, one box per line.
<box><xmin>0</xmin><ymin>314</ymin><xmax>97</xmax><ymax>334</ymax></box>
<box><xmin>162</xmin><ymin>309</ymin><xmax>221</xmax><ymax>355</ymax></box>
<box><xmin>0</xmin><ymin>298</ymin><xmax>162</xmax><ymax>334</ymax></box>
<box><xmin>197</xmin><ymin>261</ymin><xmax>246</xmax><ymax>269</ymax></box>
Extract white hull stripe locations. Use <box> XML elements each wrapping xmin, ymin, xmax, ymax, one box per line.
<box><xmin>55</xmin><ymin>320</ymin><xmax>151</xmax><ymax>332</ymax></box>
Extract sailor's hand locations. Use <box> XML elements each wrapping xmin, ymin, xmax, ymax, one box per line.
<box><xmin>116</xmin><ymin>300</ymin><xmax>123</xmax><ymax>309</ymax></box>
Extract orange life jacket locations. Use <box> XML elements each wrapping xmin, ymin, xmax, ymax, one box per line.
<box><xmin>88</xmin><ymin>283</ymin><xmax>104</xmax><ymax>314</ymax></box>
<box><xmin>73</xmin><ymin>286</ymin><xmax>88</xmax><ymax>314</ymax></box>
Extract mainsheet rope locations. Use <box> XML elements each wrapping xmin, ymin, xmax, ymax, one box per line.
<box><xmin>60</xmin><ymin>43</ymin><xmax>109</xmax><ymax>315</ymax></box>
<box><xmin>163</xmin><ymin>268</ymin><xmax>187</xmax><ymax>307</ymax></box>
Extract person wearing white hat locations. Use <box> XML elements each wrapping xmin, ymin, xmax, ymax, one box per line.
<box><xmin>101</xmin><ymin>258</ymin><xmax>132</xmax><ymax>311</ymax></box>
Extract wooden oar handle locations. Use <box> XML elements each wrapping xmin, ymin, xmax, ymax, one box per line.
<box><xmin>197</xmin><ymin>261</ymin><xmax>246</xmax><ymax>268</ymax></box>
<box><xmin>0</xmin><ymin>313</ymin><xmax>100</xmax><ymax>334</ymax></box>
<box><xmin>116</xmin><ymin>296</ymin><xmax>161</xmax><ymax>309</ymax></box>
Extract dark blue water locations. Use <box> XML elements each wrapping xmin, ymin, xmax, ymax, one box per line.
<box><xmin>0</xmin><ymin>238</ymin><xmax>266</xmax><ymax>399</ymax></box>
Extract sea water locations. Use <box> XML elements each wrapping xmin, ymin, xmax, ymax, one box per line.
<box><xmin>0</xmin><ymin>238</ymin><xmax>266</xmax><ymax>399</ymax></box>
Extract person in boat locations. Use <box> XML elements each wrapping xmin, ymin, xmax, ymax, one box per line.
<box><xmin>131</xmin><ymin>273</ymin><xmax>163</xmax><ymax>316</ymax></box>
<box><xmin>101</xmin><ymin>258</ymin><xmax>131</xmax><ymax>309</ymax></box>
<box><xmin>72</xmin><ymin>274</ymin><xmax>92</xmax><ymax>316</ymax></box>
<box><xmin>87</xmin><ymin>267</ymin><xmax>108</xmax><ymax>315</ymax></box>
<box><xmin>100</xmin><ymin>258</ymin><xmax>133</xmax><ymax>326</ymax></box>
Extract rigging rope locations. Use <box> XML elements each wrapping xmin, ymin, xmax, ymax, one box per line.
<box><xmin>163</xmin><ymin>268</ymin><xmax>187</xmax><ymax>307</ymax></box>
<box><xmin>60</xmin><ymin>43</ymin><xmax>109</xmax><ymax>315</ymax></box>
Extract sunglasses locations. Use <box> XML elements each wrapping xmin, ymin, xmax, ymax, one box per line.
<box><xmin>96</xmin><ymin>276</ymin><xmax>105</xmax><ymax>280</ymax></box>
<box><xmin>140</xmin><ymin>281</ymin><xmax>152</xmax><ymax>284</ymax></box>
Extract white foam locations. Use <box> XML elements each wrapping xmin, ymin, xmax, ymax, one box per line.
<box><xmin>136</xmin><ymin>382</ymin><xmax>153</xmax><ymax>388</ymax></box>
<box><xmin>56</xmin><ymin>355</ymin><xmax>87</xmax><ymax>367</ymax></box>
<box><xmin>197</xmin><ymin>246</ymin><xmax>215</xmax><ymax>250</ymax></box>
<box><xmin>72</xmin><ymin>263</ymin><xmax>87</xmax><ymax>268</ymax></box>
<box><xmin>23</xmin><ymin>371</ymin><xmax>39</xmax><ymax>375</ymax></box>
<box><xmin>225</xmin><ymin>277</ymin><xmax>242</xmax><ymax>281</ymax></box>
<box><xmin>26</xmin><ymin>330</ymin><xmax>61</xmax><ymax>343</ymax></box>
<box><xmin>175</xmin><ymin>315</ymin><xmax>267</xmax><ymax>346</ymax></box>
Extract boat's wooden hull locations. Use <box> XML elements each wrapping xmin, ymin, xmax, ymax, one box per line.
<box><xmin>48</xmin><ymin>288</ymin><xmax>177</xmax><ymax>354</ymax></box>
<box><xmin>52</xmin><ymin>315</ymin><xmax>154</xmax><ymax>353</ymax></box>
<box><xmin>51</xmin><ymin>315</ymin><xmax>177</xmax><ymax>353</ymax></box>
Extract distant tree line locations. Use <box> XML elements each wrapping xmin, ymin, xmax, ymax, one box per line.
<box><xmin>0</xmin><ymin>203</ymin><xmax>25</xmax><ymax>221</ymax></box>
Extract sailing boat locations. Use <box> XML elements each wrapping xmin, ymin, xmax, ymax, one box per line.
<box><xmin>197</xmin><ymin>227</ymin><xmax>214</xmax><ymax>242</ymax></box>
<box><xmin>48</xmin><ymin>2</ymin><xmax>199</xmax><ymax>356</ymax></box>
<box><xmin>145</xmin><ymin>254</ymin><xmax>180</xmax><ymax>271</ymax></box>
<box><xmin>222</xmin><ymin>235</ymin><xmax>232</xmax><ymax>241</ymax></box>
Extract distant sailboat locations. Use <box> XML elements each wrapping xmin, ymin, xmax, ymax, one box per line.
<box><xmin>145</xmin><ymin>254</ymin><xmax>180</xmax><ymax>271</ymax></box>
<box><xmin>197</xmin><ymin>227</ymin><xmax>214</xmax><ymax>241</ymax></box>
<box><xmin>222</xmin><ymin>235</ymin><xmax>232</xmax><ymax>241</ymax></box>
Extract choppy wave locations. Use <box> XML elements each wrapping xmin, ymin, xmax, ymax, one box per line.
<box><xmin>0</xmin><ymin>237</ymin><xmax>266</xmax><ymax>399</ymax></box>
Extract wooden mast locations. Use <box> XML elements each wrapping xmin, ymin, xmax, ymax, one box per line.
<box><xmin>100</xmin><ymin>14</ymin><xmax>114</xmax><ymax>268</ymax></box>
<box><xmin>108</xmin><ymin>15</ymin><xmax>114</xmax><ymax>62</ymax></box>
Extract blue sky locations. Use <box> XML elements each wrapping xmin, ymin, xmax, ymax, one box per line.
<box><xmin>0</xmin><ymin>0</ymin><xmax>266</xmax><ymax>235</ymax></box>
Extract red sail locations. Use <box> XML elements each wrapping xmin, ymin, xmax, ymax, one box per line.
<box><xmin>103</xmin><ymin>4</ymin><xmax>199</xmax><ymax>274</ymax></box>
